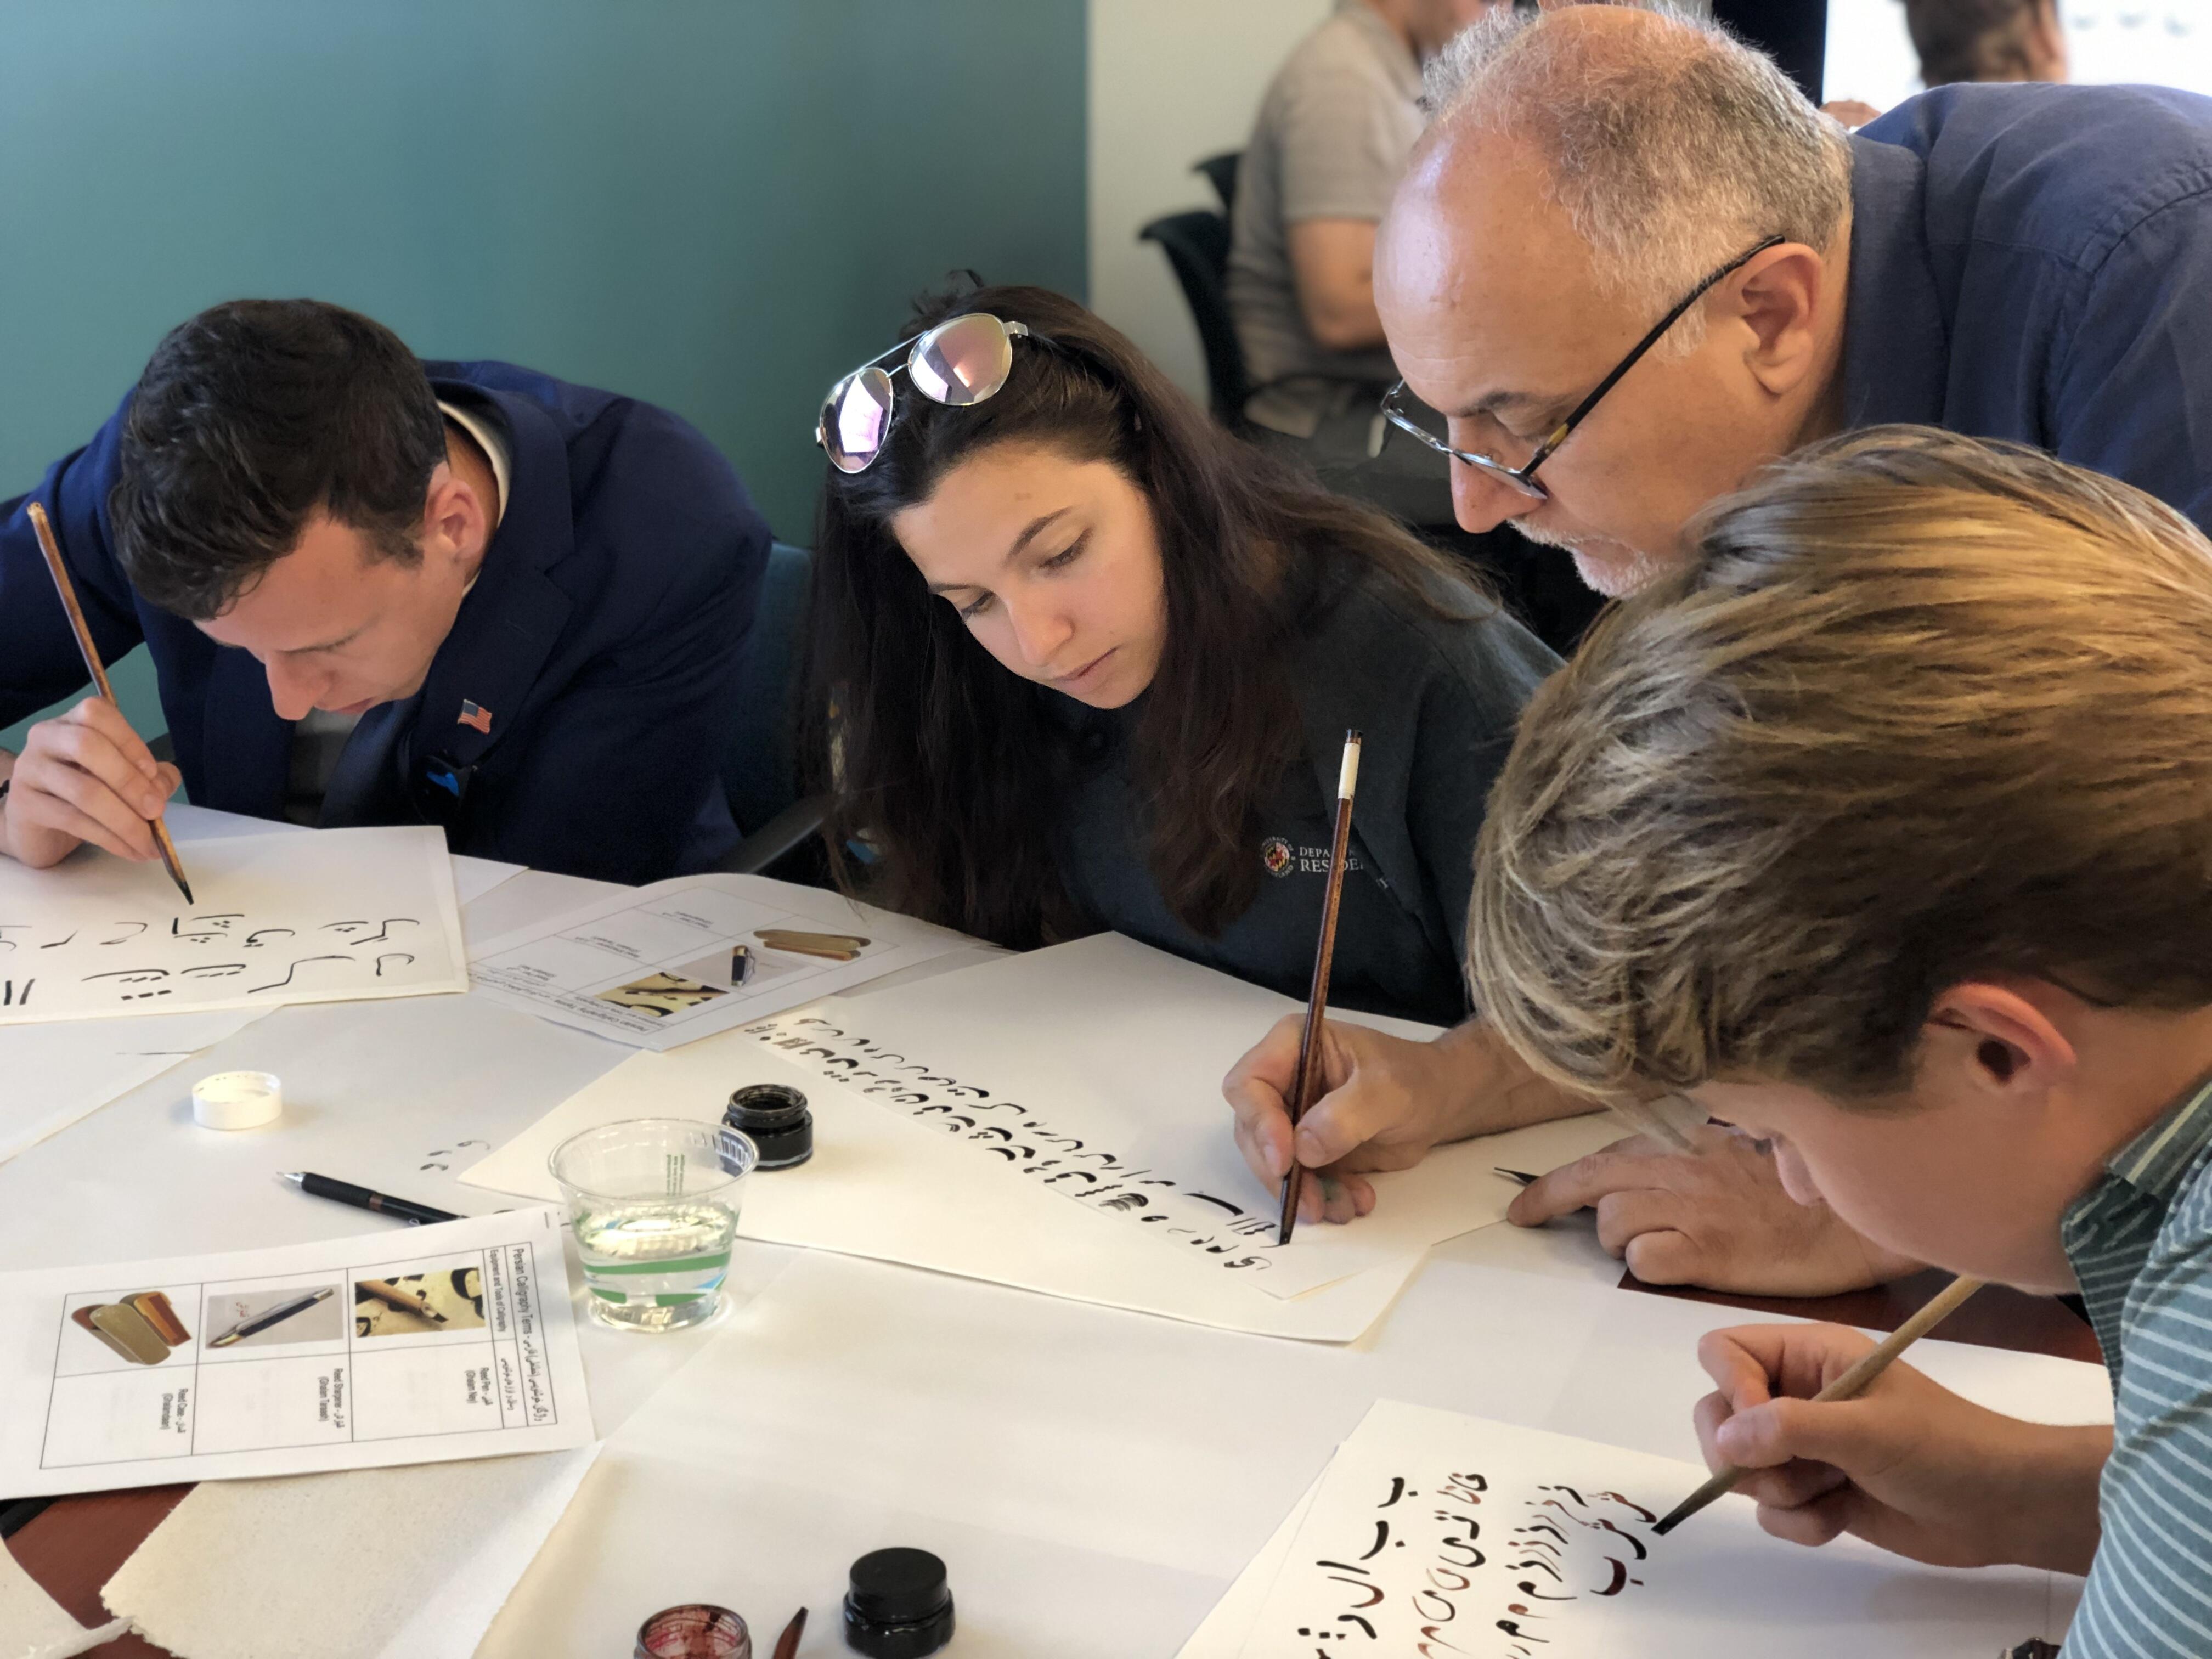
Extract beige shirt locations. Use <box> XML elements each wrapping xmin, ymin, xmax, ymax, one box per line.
<box><xmin>282</xmin><ymin>399</ymin><xmax>508</xmax><ymax>826</ymax></box>
<box><xmin>1228</xmin><ymin>0</ymin><xmax>1424</xmax><ymax>436</ymax></box>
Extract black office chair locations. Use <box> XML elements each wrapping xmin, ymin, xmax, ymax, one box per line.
<box><xmin>1195</xmin><ymin>150</ymin><xmax>1240</xmax><ymax>217</ymax></box>
<box><xmin>1139</xmin><ymin>210</ymin><xmax>1250</xmax><ymax>429</ymax></box>
<box><xmin>713</xmin><ymin>540</ymin><xmax>827</xmax><ymax>878</ymax></box>
<box><xmin>1141</xmin><ymin>154</ymin><xmax>1252</xmax><ymax>427</ymax></box>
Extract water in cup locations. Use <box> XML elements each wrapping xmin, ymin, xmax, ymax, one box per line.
<box><xmin>550</xmin><ymin>1119</ymin><xmax>758</xmax><ymax>1331</ymax></box>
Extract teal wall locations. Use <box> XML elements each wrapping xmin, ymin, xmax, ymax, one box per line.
<box><xmin>1</xmin><ymin>0</ymin><xmax>1087</xmax><ymax>758</ymax></box>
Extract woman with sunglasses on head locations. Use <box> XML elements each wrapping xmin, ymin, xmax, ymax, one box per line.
<box><xmin>811</xmin><ymin>286</ymin><xmax>1573</xmax><ymax>1186</ymax></box>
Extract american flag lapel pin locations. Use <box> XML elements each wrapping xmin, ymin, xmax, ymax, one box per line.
<box><xmin>458</xmin><ymin>699</ymin><xmax>494</xmax><ymax>735</ymax></box>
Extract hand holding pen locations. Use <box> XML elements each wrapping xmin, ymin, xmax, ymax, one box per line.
<box><xmin>7</xmin><ymin>504</ymin><xmax>193</xmax><ymax>897</ymax></box>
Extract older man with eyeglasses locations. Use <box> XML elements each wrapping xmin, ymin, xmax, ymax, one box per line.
<box><xmin>1225</xmin><ymin>2</ymin><xmax>2212</xmax><ymax>1297</ymax></box>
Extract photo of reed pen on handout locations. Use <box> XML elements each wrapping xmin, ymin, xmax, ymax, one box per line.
<box><xmin>204</xmin><ymin>1284</ymin><xmax>343</xmax><ymax>1351</ymax></box>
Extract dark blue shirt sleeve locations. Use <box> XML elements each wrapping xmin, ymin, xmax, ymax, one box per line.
<box><xmin>0</xmin><ymin>404</ymin><xmax>145</xmax><ymax>730</ymax></box>
<box><xmin>2051</xmin><ymin>185</ymin><xmax>2212</xmax><ymax>533</ymax></box>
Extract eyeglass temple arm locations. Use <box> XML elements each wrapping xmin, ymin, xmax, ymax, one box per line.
<box><xmin>1523</xmin><ymin>235</ymin><xmax>1788</xmax><ymax>473</ymax></box>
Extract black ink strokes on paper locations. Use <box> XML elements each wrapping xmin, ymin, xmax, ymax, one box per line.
<box><xmin>744</xmin><ymin>1011</ymin><xmax>1284</xmax><ymax>1273</ymax></box>
<box><xmin>247</xmin><ymin>955</ymin><xmax>357</xmax><ymax>995</ymax></box>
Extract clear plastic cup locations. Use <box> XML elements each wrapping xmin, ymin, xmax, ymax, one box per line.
<box><xmin>549</xmin><ymin>1119</ymin><xmax>757</xmax><ymax>1332</ymax></box>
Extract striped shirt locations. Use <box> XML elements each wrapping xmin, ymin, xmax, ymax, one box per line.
<box><xmin>2060</xmin><ymin>1071</ymin><xmax>2212</xmax><ymax>1658</ymax></box>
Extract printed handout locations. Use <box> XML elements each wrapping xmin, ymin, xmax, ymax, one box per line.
<box><xmin>0</xmin><ymin>827</ymin><xmax>468</xmax><ymax>1026</ymax></box>
<box><xmin>0</xmin><ymin>1208</ymin><xmax>591</xmax><ymax>1496</ymax></box>
<box><xmin>466</xmin><ymin>874</ymin><xmax>966</xmax><ymax>1049</ymax></box>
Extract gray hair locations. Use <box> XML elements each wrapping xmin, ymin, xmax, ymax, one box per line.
<box><xmin>1424</xmin><ymin>4</ymin><xmax>1852</xmax><ymax>338</ymax></box>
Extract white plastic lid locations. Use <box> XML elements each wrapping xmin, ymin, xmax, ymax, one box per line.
<box><xmin>193</xmin><ymin>1070</ymin><xmax>283</xmax><ymax>1131</ymax></box>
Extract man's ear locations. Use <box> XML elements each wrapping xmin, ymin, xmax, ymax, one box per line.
<box><xmin>421</xmin><ymin>462</ymin><xmax>489</xmax><ymax>562</ymax></box>
<box><xmin>1730</xmin><ymin>244</ymin><xmax>1828</xmax><ymax>398</ymax></box>
<box><xmin>1923</xmin><ymin>981</ymin><xmax>2079</xmax><ymax>1096</ymax></box>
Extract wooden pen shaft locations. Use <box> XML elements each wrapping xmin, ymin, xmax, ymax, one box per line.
<box><xmin>28</xmin><ymin>504</ymin><xmax>120</xmax><ymax>702</ymax></box>
<box><xmin>1652</xmin><ymin>1274</ymin><xmax>1988</xmax><ymax>1535</ymax></box>
<box><xmin>26</xmin><ymin>503</ymin><xmax>194</xmax><ymax>902</ymax></box>
<box><xmin>1277</xmin><ymin>733</ymin><xmax>1363</xmax><ymax>1244</ymax></box>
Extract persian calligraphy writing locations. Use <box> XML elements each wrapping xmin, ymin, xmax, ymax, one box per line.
<box><xmin>1246</xmin><ymin>1405</ymin><xmax>1664</xmax><ymax>1658</ymax></box>
<box><xmin>0</xmin><ymin>828</ymin><xmax>467</xmax><ymax>1025</ymax></box>
<box><xmin>746</xmin><ymin>1009</ymin><xmax>1293</xmax><ymax>1280</ymax></box>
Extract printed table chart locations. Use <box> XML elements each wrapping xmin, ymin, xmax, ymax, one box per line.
<box><xmin>40</xmin><ymin>1238</ymin><xmax>566</xmax><ymax>1477</ymax></box>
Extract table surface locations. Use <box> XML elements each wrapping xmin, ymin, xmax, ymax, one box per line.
<box><xmin>1</xmin><ymin>810</ymin><xmax>2105</xmax><ymax>1656</ymax></box>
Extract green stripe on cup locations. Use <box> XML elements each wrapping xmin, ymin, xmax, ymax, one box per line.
<box><xmin>585</xmin><ymin>1251</ymin><xmax>732</xmax><ymax>1276</ymax></box>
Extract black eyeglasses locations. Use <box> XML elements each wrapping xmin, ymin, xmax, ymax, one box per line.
<box><xmin>1380</xmin><ymin>236</ymin><xmax>1787</xmax><ymax>504</ymax></box>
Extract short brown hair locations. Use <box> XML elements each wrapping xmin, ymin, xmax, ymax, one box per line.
<box><xmin>112</xmin><ymin>300</ymin><xmax>443</xmax><ymax>621</ymax></box>
<box><xmin>1905</xmin><ymin>0</ymin><xmax>2051</xmax><ymax>87</ymax></box>
<box><xmin>1466</xmin><ymin>426</ymin><xmax>2212</xmax><ymax>1107</ymax></box>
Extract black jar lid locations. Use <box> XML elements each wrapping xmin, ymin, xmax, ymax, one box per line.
<box><xmin>843</xmin><ymin>1547</ymin><xmax>953</xmax><ymax>1657</ymax></box>
<box><xmin>724</xmin><ymin>1083</ymin><xmax>812</xmax><ymax>1169</ymax></box>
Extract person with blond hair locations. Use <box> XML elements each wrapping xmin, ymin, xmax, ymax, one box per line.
<box><xmin>1460</xmin><ymin>425</ymin><xmax>2212</xmax><ymax>1656</ymax></box>
<box><xmin>1225</xmin><ymin>0</ymin><xmax>2212</xmax><ymax>1294</ymax></box>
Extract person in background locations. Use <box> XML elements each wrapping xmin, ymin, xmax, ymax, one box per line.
<box><xmin>1224</xmin><ymin>0</ymin><xmax>1601</xmax><ymax>651</ymax></box>
<box><xmin>810</xmin><ymin>288</ymin><xmax>1564</xmax><ymax>1209</ymax></box>
<box><xmin>1227</xmin><ymin>1</ymin><xmax>2212</xmax><ymax>1281</ymax></box>
<box><xmin>0</xmin><ymin>300</ymin><xmax>769</xmax><ymax>884</ymax></box>
<box><xmin>1465</xmin><ymin>428</ymin><xmax>2212</xmax><ymax>1659</ymax></box>
<box><xmin>1229</xmin><ymin>0</ymin><xmax>1497</xmax><ymax>482</ymax></box>
<box><xmin>1906</xmin><ymin>0</ymin><xmax>2068</xmax><ymax>87</ymax></box>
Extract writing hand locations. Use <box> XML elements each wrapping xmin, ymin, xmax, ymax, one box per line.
<box><xmin>0</xmin><ymin>697</ymin><xmax>182</xmax><ymax>868</ymax></box>
<box><xmin>1693</xmin><ymin>1321</ymin><xmax>2107</xmax><ymax>1573</ymax></box>
<box><xmin>1507</xmin><ymin>1123</ymin><xmax>1925</xmax><ymax>1294</ymax></box>
<box><xmin>1223</xmin><ymin>1015</ymin><xmax>1593</xmax><ymax>1224</ymax></box>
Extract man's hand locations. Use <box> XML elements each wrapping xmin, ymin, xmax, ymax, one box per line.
<box><xmin>1222</xmin><ymin>1016</ymin><xmax>1594</xmax><ymax>1225</ymax></box>
<box><xmin>1506</xmin><ymin>1123</ymin><xmax>1925</xmax><ymax>1294</ymax></box>
<box><xmin>0</xmin><ymin>697</ymin><xmax>181</xmax><ymax>868</ymax></box>
<box><xmin>1694</xmin><ymin>1321</ymin><xmax>2108</xmax><ymax>1573</ymax></box>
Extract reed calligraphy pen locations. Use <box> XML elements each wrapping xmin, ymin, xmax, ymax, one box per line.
<box><xmin>1652</xmin><ymin>1273</ymin><xmax>1988</xmax><ymax>1536</ymax></box>
<box><xmin>1277</xmin><ymin>730</ymin><xmax>1362</xmax><ymax>1246</ymax></box>
<box><xmin>26</xmin><ymin>501</ymin><xmax>194</xmax><ymax>904</ymax></box>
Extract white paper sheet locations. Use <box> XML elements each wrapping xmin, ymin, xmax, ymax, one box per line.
<box><xmin>740</xmin><ymin>934</ymin><xmax>1606</xmax><ymax>1298</ymax></box>
<box><xmin>1213</xmin><ymin>1401</ymin><xmax>2067</xmax><ymax>1657</ymax></box>
<box><xmin>466</xmin><ymin>873</ymin><xmax>967</xmax><ymax>1049</ymax></box>
<box><xmin>101</xmin><ymin>1443</ymin><xmax>602</xmax><ymax>1659</ymax></box>
<box><xmin>0</xmin><ymin>1208</ymin><xmax>591</xmax><ymax>1496</ymax></box>
<box><xmin>0</xmin><ymin>1008</ymin><xmax>266</xmax><ymax>1164</ymax></box>
<box><xmin>450</xmin><ymin>854</ymin><xmax>526</xmax><ymax>907</ymax></box>
<box><xmin>0</xmin><ymin>827</ymin><xmax>467</xmax><ymax>1026</ymax></box>
<box><xmin>460</xmin><ymin>1019</ymin><xmax>1620</xmax><ymax>1341</ymax></box>
<box><xmin>483</xmin><ymin>1243</ymin><xmax>2106</xmax><ymax>1658</ymax></box>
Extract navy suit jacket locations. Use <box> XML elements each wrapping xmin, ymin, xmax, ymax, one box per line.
<box><xmin>1848</xmin><ymin>82</ymin><xmax>2212</xmax><ymax>531</ymax></box>
<box><xmin>0</xmin><ymin>361</ymin><xmax>771</xmax><ymax>884</ymax></box>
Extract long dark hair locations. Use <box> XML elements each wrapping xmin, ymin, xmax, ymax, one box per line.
<box><xmin>810</xmin><ymin>284</ymin><xmax>1486</xmax><ymax>949</ymax></box>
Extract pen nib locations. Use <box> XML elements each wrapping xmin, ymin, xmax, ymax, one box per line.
<box><xmin>275</xmin><ymin>1171</ymin><xmax>304</xmax><ymax>1186</ymax></box>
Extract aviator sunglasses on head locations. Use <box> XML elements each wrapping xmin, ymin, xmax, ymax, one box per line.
<box><xmin>815</xmin><ymin>312</ymin><xmax>1042</xmax><ymax>474</ymax></box>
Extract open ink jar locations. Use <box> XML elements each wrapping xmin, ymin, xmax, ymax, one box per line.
<box><xmin>844</xmin><ymin>1547</ymin><xmax>954</xmax><ymax>1657</ymax></box>
<box><xmin>635</xmin><ymin>1604</ymin><xmax>749</xmax><ymax>1659</ymax></box>
<box><xmin>724</xmin><ymin>1083</ymin><xmax>812</xmax><ymax>1170</ymax></box>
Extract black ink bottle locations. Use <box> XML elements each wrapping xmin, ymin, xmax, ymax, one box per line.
<box><xmin>842</xmin><ymin>1547</ymin><xmax>953</xmax><ymax>1657</ymax></box>
<box><xmin>724</xmin><ymin>1084</ymin><xmax>812</xmax><ymax>1170</ymax></box>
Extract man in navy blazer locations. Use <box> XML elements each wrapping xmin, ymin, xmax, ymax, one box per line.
<box><xmin>0</xmin><ymin>300</ymin><xmax>770</xmax><ymax>885</ymax></box>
